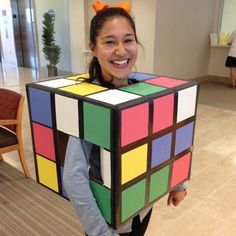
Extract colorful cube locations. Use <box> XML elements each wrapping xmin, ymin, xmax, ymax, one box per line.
<box><xmin>26</xmin><ymin>73</ymin><xmax>198</xmax><ymax>228</ymax></box>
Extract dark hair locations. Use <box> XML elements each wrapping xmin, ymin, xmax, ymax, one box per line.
<box><xmin>88</xmin><ymin>7</ymin><xmax>138</xmax><ymax>86</ymax></box>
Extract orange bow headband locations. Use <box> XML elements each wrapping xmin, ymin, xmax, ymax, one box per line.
<box><xmin>92</xmin><ymin>1</ymin><xmax>131</xmax><ymax>14</ymax></box>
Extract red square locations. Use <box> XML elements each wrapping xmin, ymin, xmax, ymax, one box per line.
<box><xmin>146</xmin><ymin>77</ymin><xmax>188</xmax><ymax>88</ymax></box>
<box><xmin>121</xmin><ymin>103</ymin><xmax>149</xmax><ymax>147</ymax></box>
<box><xmin>153</xmin><ymin>93</ymin><xmax>174</xmax><ymax>133</ymax></box>
<box><xmin>32</xmin><ymin>122</ymin><xmax>56</xmax><ymax>161</ymax></box>
<box><xmin>170</xmin><ymin>152</ymin><xmax>191</xmax><ymax>188</ymax></box>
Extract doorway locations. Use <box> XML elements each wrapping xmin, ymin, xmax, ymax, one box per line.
<box><xmin>0</xmin><ymin>0</ymin><xmax>38</xmax><ymax>69</ymax></box>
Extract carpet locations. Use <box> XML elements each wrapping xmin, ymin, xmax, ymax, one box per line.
<box><xmin>0</xmin><ymin>161</ymin><xmax>84</xmax><ymax>236</ymax></box>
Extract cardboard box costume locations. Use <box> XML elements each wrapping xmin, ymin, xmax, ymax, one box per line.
<box><xmin>26</xmin><ymin>72</ymin><xmax>198</xmax><ymax>228</ymax></box>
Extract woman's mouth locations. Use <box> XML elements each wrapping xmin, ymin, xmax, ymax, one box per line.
<box><xmin>111</xmin><ymin>59</ymin><xmax>129</xmax><ymax>65</ymax></box>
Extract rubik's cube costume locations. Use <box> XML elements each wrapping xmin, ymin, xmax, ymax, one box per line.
<box><xmin>26</xmin><ymin>72</ymin><xmax>198</xmax><ymax>228</ymax></box>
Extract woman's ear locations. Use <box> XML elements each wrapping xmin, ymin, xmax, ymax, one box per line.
<box><xmin>89</xmin><ymin>42</ymin><xmax>97</xmax><ymax>57</ymax></box>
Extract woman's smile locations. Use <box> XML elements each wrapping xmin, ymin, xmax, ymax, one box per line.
<box><xmin>111</xmin><ymin>59</ymin><xmax>128</xmax><ymax>65</ymax></box>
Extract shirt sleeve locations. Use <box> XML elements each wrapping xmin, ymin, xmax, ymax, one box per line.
<box><xmin>63</xmin><ymin>136</ymin><xmax>118</xmax><ymax>236</ymax></box>
<box><xmin>172</xmin><ymin>182</ymin><xmax>187</xmax><ymax>192</ymax></box>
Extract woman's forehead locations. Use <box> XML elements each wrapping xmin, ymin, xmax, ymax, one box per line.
<box><xmin>98</xmin><ymin>17</ymin><xmax>135</xmax><ymax>37</ymax></box>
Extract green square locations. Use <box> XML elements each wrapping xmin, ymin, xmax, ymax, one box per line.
<box><xmin>121</xmin><ymin>179</ymin><xmax>146</xmax><ymax>222</ymax></box>
<box><xmin>149</xmin><ymin>165</ymin><xmax>170</xmax><ymax>203</ymax></box>
<box><xmin>120</xmin><ymin>83</ymin><xmax>166</xmax><ymax>96</ymax></box>
<box><xmin>90</xmin><ymin>180</ymin><xmax>111</xmax><ymax>224</ymax></box>
<box><xmin>83</xmin><ymin>102</ymin><xmax>110</xmax><ymax>149</ymax></box>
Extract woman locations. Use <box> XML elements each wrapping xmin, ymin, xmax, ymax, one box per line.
<box><xmin>63</xmin><ymin>2</ymin><xmax>187</xmax><ymax>235</ymax></box>
<box><xmin>225</xmin><ymin>30</ymin><xmax>236</xmax><ymax>87</ymax></box>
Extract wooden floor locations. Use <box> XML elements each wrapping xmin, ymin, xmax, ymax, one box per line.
<box><xmin>1</xmin><ymin>64</ymin><xmax>236</xmax><ymax>236</ymax></box>
<box><xmin>0</xmin><ymin>162</ymin><xmax>84</xmax><ymax>236</ymax></box>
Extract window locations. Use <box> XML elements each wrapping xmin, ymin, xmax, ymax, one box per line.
<box><xmin>220</xmin><ymin>0</ymin><xmax>236</xmax><ymax>33</ymax></box>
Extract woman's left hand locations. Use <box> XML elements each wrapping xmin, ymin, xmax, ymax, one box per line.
<box><xmin>167</xmin><ymin>189</ymin><xmax>187</xmax><ymax>206</ymax></box>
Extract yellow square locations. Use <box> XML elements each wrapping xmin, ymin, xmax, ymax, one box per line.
<box><xmin>121</xmin><ymin>144</ymin><xmax>148</xmax><ymax>184</ymax></box>
<box><xmin>59</xmin><ymin>83</ymin><xmax>107</xmax><ymax>96</ymax></box>
<box><xmin>36</xmin><ymin>155</ymin><xmax>59</xmax><ymax>192</ymax></box>
<box><xmin>66</xmin><ymin>73</ymin><xmax>90</xmax><ymax>81</ymax></box>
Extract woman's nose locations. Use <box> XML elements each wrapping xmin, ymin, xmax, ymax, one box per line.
<box><xmin>115</xmin><ymin>43</ymin><xmax>126</xmax><ymax>56</ymax></box>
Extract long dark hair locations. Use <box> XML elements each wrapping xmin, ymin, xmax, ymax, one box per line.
<box><xmin>88</xmin><ymin>7</ymin><xmax>138</xmax><ymax>87</ymax></box>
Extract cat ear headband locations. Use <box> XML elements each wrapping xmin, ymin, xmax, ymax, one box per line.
<box><xmin>92</xmin><ymin>0</ymin><xmax>131</xmax><ymax>14</ymax></box>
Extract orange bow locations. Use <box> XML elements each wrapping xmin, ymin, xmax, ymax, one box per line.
<box><xmin>92</xmin><ymin>1</ymin><xmax>131</xmax><ymax>14</ymax></box>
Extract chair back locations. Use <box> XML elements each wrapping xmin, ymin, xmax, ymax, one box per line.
<box><xmin>0</xmin><ymin>89</ymin><xmax>22</xmax><ymax>132</ymax></box>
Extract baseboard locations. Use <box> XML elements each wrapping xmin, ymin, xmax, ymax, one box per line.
<box><xmin>192</xmin><ymin>75</ymin><xmax>230</xmax><ymax>84</ymax></box>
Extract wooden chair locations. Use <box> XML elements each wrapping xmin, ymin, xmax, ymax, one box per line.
<box><xmin>0</xmin><ymin>88</ymin><xmax>30</xmax><ymax>177</ymax></box>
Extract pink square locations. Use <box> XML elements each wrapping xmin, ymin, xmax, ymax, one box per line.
<box><xmin>32</xmin><ymin>122</ymin><xmax>56</xmax><ymax>161</ymax></box>
<box><xmin>153</xmin><ymin>93</ymin><xmax>174</xmax><ymax>133</ymax></box>
<box><xmin>145</xmin><ymin>77</ymin><xmax>188</xmax><ymax>88</ymax></box>
<box><xmin>171</xmin><ymin>152</ymin><xmax>191</xmax><ymax>188</ymax></box>
<box><xmin>121</xmin><ymin>103</ymin><xmax>149</xmax><ymax>147</ymax></box>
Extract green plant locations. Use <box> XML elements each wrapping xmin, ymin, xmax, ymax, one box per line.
<box><xmin>42</xmin><ymin>11</ymin><xmax>61</xmax><ymax>68</ymax></box>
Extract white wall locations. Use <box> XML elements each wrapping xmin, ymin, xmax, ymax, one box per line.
<box><xmin>154</xmin><ymin>0</ymin><xmax>216</xmax><ymax>80</ymax></box>
<box><xmin>68</xmin><ymin>0</ymin><xmax>87</xmax><ymax>73</ymax></box>
<box><xmin>132</xmin><ymin>0</ymin><xmax>157</xmax><ymax>73</ymax></box>
<box><xmin>34</xmin><ymin>0</ymin><xmax>71</xmax><ymax>72</ymax></box>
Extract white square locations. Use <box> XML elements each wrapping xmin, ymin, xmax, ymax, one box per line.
<box><xmin>37</xmin><ymin>78</ymin><xmax>77</xmax><ymax>88</ymax></box>
<box><xmin>86</xmin><ymin>89</ymin><xmax>141</xmax><ymax>105</ymax></box>
<box><xmin>55</xmin><ymin>94</ymin><xmax>79</xmax><ymax>137</ymax></box>
<box><xmin>177</xmin><ymin>85</ymin><xmax>197</xmax><ymax>122</ymax></box>
<box><xmin>100</xmin><ymin>148</ymin><xmax>111</xmax><ymax>189</ymax></box>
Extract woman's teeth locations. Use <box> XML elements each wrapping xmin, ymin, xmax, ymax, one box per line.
<box><xmin>112</xmin><ymin>59</ymin><xmax>128</xmax><ymax>65</ymax></box>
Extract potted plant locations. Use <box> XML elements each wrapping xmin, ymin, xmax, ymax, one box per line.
<box><xmin>42</xmin><ymin>10</ymin><xmax>61</xmax><ymax>77</ymax></box>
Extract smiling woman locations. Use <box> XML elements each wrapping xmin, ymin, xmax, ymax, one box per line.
<box><xmin>63</xmin><ymin>2</ymin><xmax>187</xmax><ymax>236</ymax></box>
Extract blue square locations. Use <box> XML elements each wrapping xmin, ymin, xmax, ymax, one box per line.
<box><xmin>128</xmin><ymin>73</ymin><xmax>158</xmax><ymax>81</ymax></box>
<box><xmin>174</xmin><ymin>122</ymin><xmax>194</xmax><ymax>155</ymax></box>
<box><xmin>151</xmin><ymin>133</ymin><xmax>172</xmax><ymax>168</ymax></box>
<box><xmin>28</xmin><ymin>87</ymin><xmax>52</xmax><ymax>127</ymax></box>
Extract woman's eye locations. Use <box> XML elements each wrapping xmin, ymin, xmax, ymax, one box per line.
<box><xmin>105</xmin><ymin>41</ymin><xmax>115</xmax><ymax>45</ymax></box>
<box><xmin>124</xmin><ymin>39</ymin><xmax>134</xmax><ymax>43</ymax></box>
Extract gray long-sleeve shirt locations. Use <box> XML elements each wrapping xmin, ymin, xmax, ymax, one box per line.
<box><xmin>63</xmin><ymin>136</ymin><xmax>186</xmax><ymax>236</ymax></box>
<box><xmin>63</xmin><ymin>136</ymin><xmax>151</xmax><ymax>235</ymax></box>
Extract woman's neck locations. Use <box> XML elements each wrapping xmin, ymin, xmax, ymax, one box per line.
<box><xmin>101</xmin><ymin>74</ymin><xmax>129</xmax><ymax>88</ymax></box>
<box><xmin>111</xmin><ymin>78</ymin><xmax>129</xmax><ymax>88</ymax></box>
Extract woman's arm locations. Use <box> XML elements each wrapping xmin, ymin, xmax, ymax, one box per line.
<box><xmin>63</xmin><ymin>136</ymin><xmax>118</xmax><ymax>236</ymax></box>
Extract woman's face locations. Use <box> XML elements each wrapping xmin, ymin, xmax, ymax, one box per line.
<box><xmin>90</xmin><ymin>17</ymin><xmax>138</xmax><ymax>87</ymax></box>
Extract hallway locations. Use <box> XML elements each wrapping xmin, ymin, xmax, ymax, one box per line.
<box><xmin>1</xmin><ymin>65</ymin><xmax>236</xmax><ymax>235</ymax></box>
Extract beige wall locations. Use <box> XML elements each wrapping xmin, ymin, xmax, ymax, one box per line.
<box><xmin>154</xmin><ymin>0</ymin><xmax>216</xmax><ymax>79</ymax></box>
<box><xmin>208</xmin><ymin>46</ymin><xmax>229</xmax><ymax>77</ymax></box>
